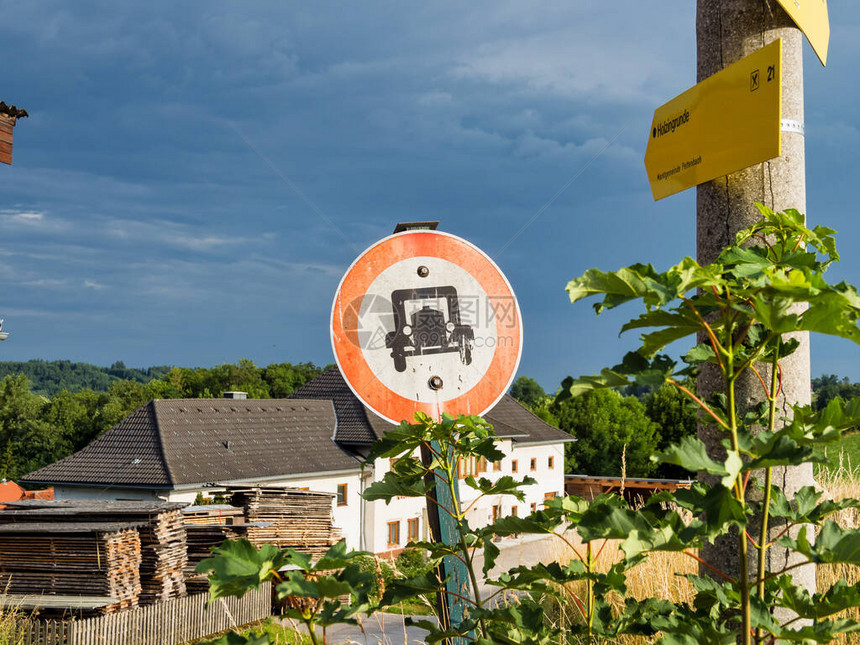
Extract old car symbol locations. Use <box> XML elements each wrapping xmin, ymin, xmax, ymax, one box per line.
<box><xmin>385</xmin><ymin>286</ymin><xmax>475</xmax><ymax>373</ymax></box>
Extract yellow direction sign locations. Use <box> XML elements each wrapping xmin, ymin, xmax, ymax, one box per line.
<box><xmin>644</xmin><ymin>39</ymin><xmax>782</xmax><ymax>202</ymax></box>
<box><xmin>776</xmin><ymin>0</ymin><xmax>829</xmax><ymax>66</ymax></box>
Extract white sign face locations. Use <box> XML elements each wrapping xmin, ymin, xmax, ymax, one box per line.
<box><xmin>331</xmin><ymin>231</ymin><xmax>522</xmax><ymax>424</ymax></box>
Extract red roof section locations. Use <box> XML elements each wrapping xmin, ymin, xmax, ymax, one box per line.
<box><xmin>0</xmin><ymin>481</ymin><xmax>53</xmax><ymax>506</ymax></box>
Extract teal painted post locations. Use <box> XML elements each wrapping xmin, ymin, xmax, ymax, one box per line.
<box><xmin>421</xmin><ymin>441</ymin><xmax>473</xmax><ymax>645</ymax></box>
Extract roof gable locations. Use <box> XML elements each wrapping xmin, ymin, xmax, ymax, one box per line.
<box><xmin>23</xmin><ymin>402</ymin><xmax>169</xmax><ymax>487</ymax></box>
<box><xmin>292</xmin><ymin>367</ymin><xmax>573</xmax><ymax>446</ymax></box>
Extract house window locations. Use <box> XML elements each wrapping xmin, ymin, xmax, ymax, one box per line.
<box><xmin>511</xmin><ymin>505</ymin><xmax>518</xmax><ymax>517</ymax></box>
<box><xmin>511</xmin><ymin>460</ymin><xmax>518</xmax><ymax>473</ymax></box>
<box><xmin>407</xmin><ymin>518</ymin><xmax>419</xmax><ymax>542</ymax></box>
<box><xmin>492</xmin><ymin>504</ymin><xmax>502</xmax><ymax>521</ymax></box>
<box><xmin>493</xmin><ymin>460</ymin><xmax>502</xmax><ymax>472</ymax></box>
<box><xmin>547</xmin><ymin>456</ymin><xmax>554</xmax><ymax>469</ymax></box>
<box><xmin>530</xmin><ymin>457</ymin><xmax>537</xmax><ymax>471</ymax></box>
<box><xmin>543</xmin><ymin>492</ymin><xmax>557</xmax><ymax>507</ymax></box>
<box><xmin>530</xmin><ymin>502</ymin><xmax>537</xmax><ymax>514</ymax></box>
<box><xmin>336</xmin><ymin>483</ymin><xmax>348</xmax><ymax>506</ymax></box>
<box><xmin>458</xmin><ymin>456</ymin><xmax>488</xmax><ymax>479</ymax></box>
<box><xmin>387</xmin><ymin>521</ymin><xmax>400</xmax><ymax>547</ymax></box>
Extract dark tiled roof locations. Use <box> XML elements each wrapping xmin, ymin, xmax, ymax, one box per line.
<box><xmin>289</xmin><ymin>369</ymin><xmax>379</xmax><ymax>445</ymax></box>
<box><xmin>292</xmin><ymin>367</ymin><xmax>573</xmax><ymax>447</ymax></box>
<box><xmin>22</xmin><ymin>403</ymin><xmax>169</xmax><ymax>487</ymax></box>
<box><xmin>22</xmin><ymin>399</ymin><xmax>360</xmax><ymax>488</ymax></box>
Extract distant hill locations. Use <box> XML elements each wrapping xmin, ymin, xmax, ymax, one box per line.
<box><xmin>0</xmin><ymin>360</ymin><xmax>171</xmax><ymax>397</ymax></box>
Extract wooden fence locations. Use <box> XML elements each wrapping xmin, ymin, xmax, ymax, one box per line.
<box><xmin>11</xmin><ymin>583</ymin><xmax>271</xmax><ymax>645</ymax></box>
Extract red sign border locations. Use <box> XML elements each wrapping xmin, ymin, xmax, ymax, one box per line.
<box><xmin>331</xmin><ymin>230</ymin><xmax>523</xmax><ymax>425</ymax></box>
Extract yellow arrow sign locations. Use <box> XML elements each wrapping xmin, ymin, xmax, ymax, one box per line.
<box><xmin>776</xmin><ymin>0</ymin><xmax>829</xmax><ymax>66</ymax></box>
<box><xmin>644</xmin><ymin>39</ymin><xmax>782</xmax><ymax>202</ymax></box>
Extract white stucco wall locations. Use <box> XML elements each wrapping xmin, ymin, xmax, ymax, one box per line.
<box><xmin>52</xmin><ymin>485</ymin><xmax>165</xmax><ymax>501</ymax></box>
<box><xmin>365</xmin><ymin>439</ymin><xmax>568</xmax><ymax>555</ymax></box>
<box><xmin>51</xmin><ymin>440</ymin><xmax>568</xmax><ymax>556</ymax></box>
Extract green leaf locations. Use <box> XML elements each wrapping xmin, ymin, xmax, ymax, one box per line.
<box><xmin>362</xmin><ymin>471</ymin><xmax>431</xmax><ymax>502</ymax></box>
<box><xmin>195</xmin><ymin>538</ymin><xmax>288</xmax><ymax>602</ymax></box>
<box><xmin>379</xmin><ymin>572</ymin><xmax>441</xmax><ymax>606</ymax></box>
<box><xmin>777</xmin><ymin>575</ymin><xmax>860</xmax><ymax>621</ymax></box>
<box><xmin>653</xmin><ymin>436</ymin><xmax>741</xmax><ymax>488</ymax></box>
<box><xmin>200</xmin><ymin>631</ymin><xmax>273</xmax><ymax>645</ymax></box>
<box><xmin>780</xmin><ymin>521</ymin><xmax>860</xmax><ymax>564</ymax></box>
<box><xmin>463</xmin><ymin>475</ymin><xmax>530</xmax><ymax>501</ymax></box>
<box><xmin>482</xmin><ymin>538</ymin><xmax>500</xmax><ymax>575</ymax></box>
<box><xmin>769</xmin><ymin>485</ymin><xmax>860</xmax><ymax>524</ymax></box>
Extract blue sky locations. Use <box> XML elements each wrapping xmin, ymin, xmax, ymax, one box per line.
<box><xmin>0</xmin><ymin>1</ymin><xmax>858</xmax><ymax>392</ymax></box>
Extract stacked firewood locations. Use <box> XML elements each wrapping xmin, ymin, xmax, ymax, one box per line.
<box><xmin>182</xmin><ymin>522</ymin><xmax>256</xmax><ymax>594</ymax></box>
<box><xmin>1</xmin><ymin>500</ymin><xmax>188</xmax><ymax>605</ymax></box>
<box><xmin>0</xmin><ymin>522</ymin><xmax>142</xmax><ymax>613</ymax></box>
<box><xmin>228</xmin><ymin>487</ymin><xmax>343</xmax><ymax>559</ymax></box>
<box><xmin>137</xmin><ymin>507</ymin><xmax>187</xmax><ymax>604</ymax></box>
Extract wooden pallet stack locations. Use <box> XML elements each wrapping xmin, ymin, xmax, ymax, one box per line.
<box><xmin>228</xmin><ymin>487</ymin><xmax>343</xmax><ymax>559</ymax></box>
<box><xmin>137</xmin><ymin>506</ymin><xmax>187</xmax><ymax>604</ymax></box>
<box><xmin>182</xmin><ymin>521</ymin><xmax>257</xmax><ymax>594</ymax></box>
<box><xmin>0</xmin><ymin>522</ymin><xmax>142</xmax><ymax>613</ymax></box>
<box><xmin>1</xmin><ymin>500</ymin><xmax>188</xmax><ymax>605</ymax></box>
<box><xmin>182</xmin><ymin>504</ymin><xmax>245</xmax><ymax>526</ymax></box>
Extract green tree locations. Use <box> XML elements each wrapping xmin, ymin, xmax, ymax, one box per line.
<box><xmin>813</xmin><ymin>374</ymin><xmax>860</xmax><ymax>411</ymax></box>
<box><xmin>0</xmin><ymin>374</ymin><xmax>65</xmax><ymax>479</ymax></box>
<box><xmin>263</xmin><ymin>362</ymin><xmax>325</xmax><ymax>398</ymax></box>
<box><xmin>509</xmin><ymin>376</ymin><xmax>546</xmax><ymax>408</ymax></box>
<box><xmin>510</xmin><ymin>375</ymin><xmax>559</xmax><ymax>427</ymax></box>
<box><xmin>644</xmin><ymin>382</ymin><xmax>698</xmax><ymax>478</ymax></box>
<box><xmin>553</xmin><ymin>383</ymin><xmax>660</xmax><ymax>477</ymax></box>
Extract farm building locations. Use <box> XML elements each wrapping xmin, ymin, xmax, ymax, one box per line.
<box><xmin>22</xmin><ymin>367</ymin><xmax>572</xmax><ymax>554</ymax></box>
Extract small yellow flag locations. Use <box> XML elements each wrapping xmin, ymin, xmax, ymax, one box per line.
<box><xmin>644</xmin><ymin>39</ymin><xmax>782</xmax><ymax>201</ymax></box>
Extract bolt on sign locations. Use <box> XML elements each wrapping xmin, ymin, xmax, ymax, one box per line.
<box><xmin>775</xmin><ymin>0</ymin><xmax>829</xmax><ymax>66</ymax></box>
<box><xmin>644</xmin><ymin>39</ymin><xmax>782</xmax><ymax>201</ymax></box>
<box><xmin>331</xmin><ymin>229</ymin><xmax>522</xmax><ymax>425</ymax></box>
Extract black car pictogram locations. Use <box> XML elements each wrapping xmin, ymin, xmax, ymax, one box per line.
<box><xmin>385</xmin><ymin>286</ymin><xmax>474</xmax><ymax>373</ymax></box>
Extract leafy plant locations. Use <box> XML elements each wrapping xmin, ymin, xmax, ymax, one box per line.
<box><xmin>563</xmin><ymin>205</ymin><xmax>860</xmax><ymax>643</ymax></box>
<box><xmin>196</xmin><ymin>540</ymin><xmax>375</xmax><ymax>645</ymax></box>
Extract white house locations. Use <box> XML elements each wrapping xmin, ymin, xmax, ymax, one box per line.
<box><xmin>22</xmin><ymin>368</ymin><xmax>572</xmax><ymax>555</ymax></box>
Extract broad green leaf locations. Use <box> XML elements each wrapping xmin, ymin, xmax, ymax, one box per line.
<box><xmin>200</xmin><ymin>631</ymin><xmax>272</xmax><ymax>645</ymax></box>
<box><xmin>196</xmin><ymin>538</ymin><xmax>288</xmax><ymax>602</ymax></box>
<box><xmin>566</xmin><ymin>368</ymin><xmax>631</xmax><ymax>397</ymax></box>
<box><xmin>779</xmin><ymin>521</ymin><xmax>860</xmax><ymax>564</ymax></box>
<box><xmin>566</xmin><ymin>265</ymin><xmax>666</xmax><ymax>312</ymax></box>
<box><xmin>777</xmin><ymin>575</ymin><xmax>860</xmax><ymax>621</ymax></box>
<box><xmin>362</xmin><ymin>471</ymin><xmax>430</xmax><ymax>502</ymax></box>
<box><xmin>653</xmin><ymin>436</ymin><xmax>742</xmax><ymax>488</ymax></box>
<box><xmin>379</xmin><ymin>572</ymin><xmax>442</xmax><ymax>606</ymax></box>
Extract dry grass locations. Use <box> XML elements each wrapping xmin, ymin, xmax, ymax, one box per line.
<box><xmin>815</xmin><ymin>468</ymin><xmax>860</xmax><ymax>644</ymax></box>
<box><xmin>0</xmin><ymin>598</ymin><xmax>32</xmax><ymax>645</ymax></box>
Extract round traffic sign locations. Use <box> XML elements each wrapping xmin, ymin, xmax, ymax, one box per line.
<box><xmin>331</xmin><ymin>230</ymin><xmax>522</xmax><ymax>424</ymax></box>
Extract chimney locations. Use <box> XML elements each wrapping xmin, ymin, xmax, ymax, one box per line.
<box><xmin>222</xmin><ymin>391</ymin><xmax>248</xmax><ymax>400</ymax></box>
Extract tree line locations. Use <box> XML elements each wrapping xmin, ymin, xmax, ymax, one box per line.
<box><xmin>509</xmin><ymin>373</ymin><xmax>858</xmax><ymax>479</ymax></box>
<box><xmin>0</xmin><ymin>357</ymin><xmax>854</xmax><ymax>483</ymax></box>
<box><xmin>0</xmin><ymin>360</ymin><xmax>326</xmax><ymax>481</ymax></box>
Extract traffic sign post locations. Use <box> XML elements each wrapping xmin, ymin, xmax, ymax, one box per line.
<box><xmin>331</xmin><ymin>229</ymin><xmax>522</xmax><ymax>424</ymax></box>
<box><xmin>644</xmin><ymin>39</ymin><xmax>782</xmax><ymax>201</ymax></box>
<box><xmin>331</xmin><ymin>229</ymin><xmax>522</xmax><ymax>641</ymax></box>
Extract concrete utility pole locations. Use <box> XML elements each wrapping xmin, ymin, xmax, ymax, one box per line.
<box><xmin>696</xmin><ymin>0</ymin><xmax>815</xmax><ymax>594</ymax></box>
